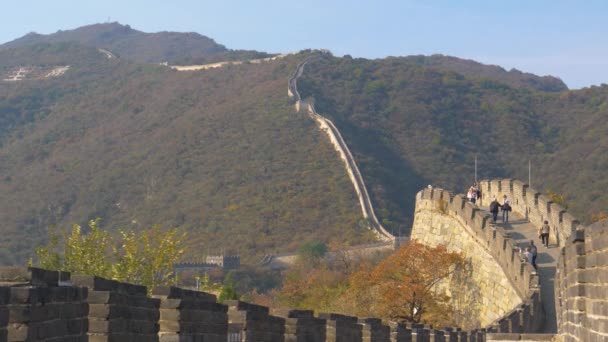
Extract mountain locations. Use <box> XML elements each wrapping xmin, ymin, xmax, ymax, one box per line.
<box><xmin>1</xmin><ymin>22</ymin><xmax>270</xmax><ymax>64</ymax></box>
<box><xmin>0</xmin><ymin>24</ymin><xmax>606</xmax><ymax>266</ymax></box>
<box><xmin>399</xmin><ymin>55</ymin><xmax>568</xmax><ymax>92</ymax></box>
<box><xmin>296</xmin><ymin>54</ymin><xmax>607</xmax><ymax>232</ymax></box>
<box><xmin>0</xmin><ymin>44</ymin><xmax>373</xmax><ymax>264</ymax></box>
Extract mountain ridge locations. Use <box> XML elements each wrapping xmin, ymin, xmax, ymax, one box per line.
<box><xmin>1</xmin><ymin>22</ymin><xmax>271</xmax><ymax>65</ymax></box>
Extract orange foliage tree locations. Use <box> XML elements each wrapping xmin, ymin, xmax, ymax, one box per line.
<box><xmin>275</xmin><ymin>241</ymin><xmax>464</xmax><ymax>326</ymax></box>
<box><xmin>344</xmin><ymin>241</ymin><xmax>464</xmax><ymax>325</ymax></box>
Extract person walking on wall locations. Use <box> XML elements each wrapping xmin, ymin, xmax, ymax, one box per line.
<box><xmin>472</xmin><ymin>182</ymin><xmax>482</xmax><ymax>205</ymax></box>
<box><xmin>501</xmin><ymin>194</ymin><xmax>511</xmax><ymax>223</ymax></box>
<box><xmin>529</xmin><ymin>240</ymin><xmax>538</xmax><ymax>270</ymax></box>
<box><xmin>539</xmin><ymin>220</ymin><xmax>550</xmax><ymax>247</ymax></box>
<box><xmin>489</xmin><ymin>197</ymin><xmax>500</xmax><ymax>223</ymax></box>
<box><xmin>467</xmin><ymin>187</ymin><xmax>477</xmax><ymax>204</ymax></box>
<box><xmin>522</xmin><ymin>247</ymin><xmax>534</xmax><ymax>268</ymax></box>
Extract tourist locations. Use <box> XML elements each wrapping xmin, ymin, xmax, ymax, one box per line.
<box><xmin>522</xmin><ymin>247</ymin><xmax>534</xmax><ymax>268</ymax></box>
<box><xmin>489</xmin><ymin>197</ymin><xmax>500</xmax><ymax>223</ymax></box>
<box><xmin>529</xmin><ymin>240</ymin><xmax>538</xmax><ymax>269</ymax></box>
<box><xmin>472</xmin><ymin>182</ymin><xmax>482</xmax><ymax>205</ymax></box>
<box><xmin>539</xmin><ymin>220</ymin><xmax>550</xmax><ymax>247</ymax></box>
<box><xmin>501</xmin><ymin>195</ymin><xmax>511</xmax><ymax>223</ymax></box>
<box><xmin>467</xmin><ymin>187</ymin><xmax>477</xmax><ymax>204</ymax></box>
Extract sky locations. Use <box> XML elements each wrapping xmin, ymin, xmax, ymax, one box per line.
<box><xmin>2</xmin><ymin>0</ymin><xmax>607</xmax><ymax>89</ymax></box>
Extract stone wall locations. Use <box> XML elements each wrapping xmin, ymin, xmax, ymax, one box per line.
<box><xmin>411</xmin><ymin>188</ymin><xmax>543</xmax><ymax>332</ymax></box>
<box><xmin>556</xmin><ymin>219</ymin><xmax>608</xmax><ymax>341</ymax></box>
<box><xmin>479</xmin><ymin>179</ymin><xmax>579</xmax><ymax>248</ymax></box>
<box><xmin>152</xmin><ymin>286</ymin><xmax>227</xmax><ymax>342</ymax></box>
<box><xmin>0</xmin><ymin>265</ymin><xmax>557</xmax><ymax>341</ymax></box>
<box><xmin>288</xmin><ymin>55</ymin><xmax>394</xmax><ymax>241</ymax></box>
<box><xmin>1</xmin><ymin>267</ymin><xmax>87</xmax><ymax>341</ymax></box>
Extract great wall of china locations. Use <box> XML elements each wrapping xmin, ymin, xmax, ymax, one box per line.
<box><xmin>1</xmin><ymin>179</ymin><xmax>603</xmax><ymax>341</ymax></box>
<box><xmin>1</xmin><ymin>51</ymin><xmax>605</xmax><ymax>340</ymax></box>
<box><xmin>287</xmin><ymin>55</ymin><xmax>394</xmax><ymax>241</ymax></box>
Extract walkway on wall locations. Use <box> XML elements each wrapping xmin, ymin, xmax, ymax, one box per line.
<box><xmin>482</xmin><ymin>206</ymin><xmax>560</xmax><ymax>333</ymax></box>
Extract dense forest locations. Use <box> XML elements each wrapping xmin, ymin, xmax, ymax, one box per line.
<box><xmin>0</xmin><ymin>23</ymin><xmax>606</xmax><ymax>265</ymax></box>
<box><xmin>0</xmin><ymin>44</ymin><xmax>374</xmax><ymax>264</ymax></box>
<box><xmin>297</xmin><ymin>55</ymin><xmax>608</xmax><ymax>234</ymax></box>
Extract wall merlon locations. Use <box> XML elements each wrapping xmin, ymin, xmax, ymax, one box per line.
<box><xmin>71</xmin><ymin>275</ymin><xmax>148</xmax><ymax>296</ymax></box>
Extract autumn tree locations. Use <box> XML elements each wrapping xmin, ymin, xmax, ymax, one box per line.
<box><xmin>361</xmin><ymin>241</ymin><xmax>464</xmax><ymax>325</ymax></box>
<box><xmin>591</xmin><ymin>211</ymin><xmax>608</xmax><ymax>223</ymax></box>
<box><xmin>274</xmin><ymin>240</ymin><xmax>463</xmax><ymax>327</ymax></box>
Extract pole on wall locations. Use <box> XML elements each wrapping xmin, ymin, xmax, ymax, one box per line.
<box><xmin>475</xmin><ymin>155</ymin><xmax>478</xmax><ymax>183</ymax></box>
<box><xmin>528</xmin><ymin>160</ymin><xmax>531</xmax><ymax>187</ymax></box>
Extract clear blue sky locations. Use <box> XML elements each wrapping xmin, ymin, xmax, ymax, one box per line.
<box><xmin>2</xmin><ymin>0</ymin><xmax>607</xmax><ymax>89</ymax></box>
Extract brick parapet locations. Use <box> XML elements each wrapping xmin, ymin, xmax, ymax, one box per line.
<box><xmin>556</xmin><ymin>219</ymin><xmax>608</xmax><ymax>341</ymax></box>
<box><xmin>71</xmin><ymin>274</ymin><xmax>160</xmax><ymax>341</ymax></box>
<box><xmin>0</xmin><ymin>267</ymin><xmax>88</xmax><ymax>341</ymax></box>
<box><xmin>226</xmin><ymin>300</ymin><xmax>286</xmax><ymax>341</ymax></box>
<box><xmin>152</xmin><ymin>286</ymin><xmax>227</xmax><ymax>342</ymax></box>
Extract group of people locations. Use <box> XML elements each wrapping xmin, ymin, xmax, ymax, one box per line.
<box><xmin>489</xmin><ymin>195</ymin><xmax>512</xmax><ymax>223</ymax></box>
<box><xmin>466</xmin><ymin>182</ymin><xmax>482</xmax><ymax>204</ymax></box>
<box><xmin>464</xmin><ymin>181</ymin><xmax>553</xmax><ymax>271</ymax></box>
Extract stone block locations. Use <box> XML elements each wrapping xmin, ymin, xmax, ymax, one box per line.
<box><xmin>225</xmin><ymin>300</ymin><xmax>269</xmax><ymax>314</ymax></box>
<box><xmin>152</xmin><ymin>286</ymin><xmax>217</xmax><ymax>302</ymax></box>
<box><xmin>71</xmin><ymin>275</ymin><xmax>148</xmax><ymax>296</ymax></box>
<box><xmin>271</xmin><ymin>308</ymin><xmax>314</xmax><ymax>319</ymax></box>
<box><xmin>9</xmin><ymin>287</ymin><xmax>39</xmax><ymax>304</ymax></box>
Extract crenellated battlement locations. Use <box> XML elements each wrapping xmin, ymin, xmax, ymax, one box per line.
<box><xmin>413</xmin><ymin>187</ymin><xmax>543</xmax><ymax>332</ymax></box>
<box><xmin>0</xmin><ymin>267</ymin><xmax>496</xmax><ymax>341</ymax></box>
<box><xmin>480</xmin><ymin>179</ymin><xmax>580</xmax><ymax>248</ymax></box>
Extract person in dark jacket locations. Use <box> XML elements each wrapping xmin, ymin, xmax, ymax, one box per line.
<box><xmin>529</xmin><ymin>240</ymin><xmax>538</xmax><ymax>269</ymax></box>
<box><xmin>489</xmin><ymin>197</ymin><xmax>500</xmax><ymax>223</ymax></box>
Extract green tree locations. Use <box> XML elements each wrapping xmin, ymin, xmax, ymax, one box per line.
<box><xmin>36</xmin><ymin>219</ymin><xmax>112</xmax><ymax>278</ymax></box>
<box><xmin>218</xmin><ymin>283</ymin><xmax>240</xmax><ymax>302</ymax></box>
<box><xmin>35</xmin><ymin>220</ymin><xmax>186</xmax><ymax>293</ymax></box>
<box><xmin>296</xmin><ymin>241</ymin><xmax>328</xmax><ymax>266</ymax></box>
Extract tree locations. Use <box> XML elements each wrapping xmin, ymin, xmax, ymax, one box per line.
<box><xmin>36</xmin><ymin>219</ymin><xmax>112</xmax><ymax>278</ymax></box>
<box><xmin>111</xmin><ymin>225</ymin><xmax>187</xmax><ymax>291</ymax></box>
<box><xmin>547</xmin><ymin>189</ymin><xmax>570</xmax><ymax>210</ymax></box>
<box><xmin>350</xmin><ymin>241</ymin><xmax>464</xmax><ymax>325</ymax></box>
<box><xmin>591</xmin><ymin>211</ymin><xmax>608</xmax><ymax>223</ymax></box>
<box><xmin>296</xmin><ymin>241</ymin><xmax>327</xmax><ymax>267</ymax></box>
<box><xmin>35</xmin><ymin>220</ymin><xmax>186</xmax><ymax>293</ymax></box>
<box><xmin>275</xmin><ymin>240</ymin><xmax>464</xmax><ymax>327</ymax></box>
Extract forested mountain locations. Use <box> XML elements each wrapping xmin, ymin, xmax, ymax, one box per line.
<box><xmin>297</xmin><ymin>55</ymin><xmax>608</xmax><ymax>232</ymax></box>
<box><xmin>399</xmin><ymin>55</ymin><xmax>568</xmax><ymax>92</ymax></box>
<box><xmin>0</xmin><ymin>44</ymin><xmax>372</xmax><ymax>264</ymax></box>
<box><xmin>0</xmin><ymin>24</ymin><xmax>606</xmax><ymax>265</ymax></box>
<box><xmin>1</xmin><ymin>22</ymin><xmax>270</xmax><ymax>64</ymax></box>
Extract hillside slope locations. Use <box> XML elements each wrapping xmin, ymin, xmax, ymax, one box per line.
<box><xmin>0</xmin><ymin>45</ymin><xmax>373</xmax><ymax>264</ymax></box>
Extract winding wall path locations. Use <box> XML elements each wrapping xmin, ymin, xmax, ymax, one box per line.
<box><xmin>288</xmin><ymin>56</ymin><xmax>394</xmax><ymax>241</ymax></box>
